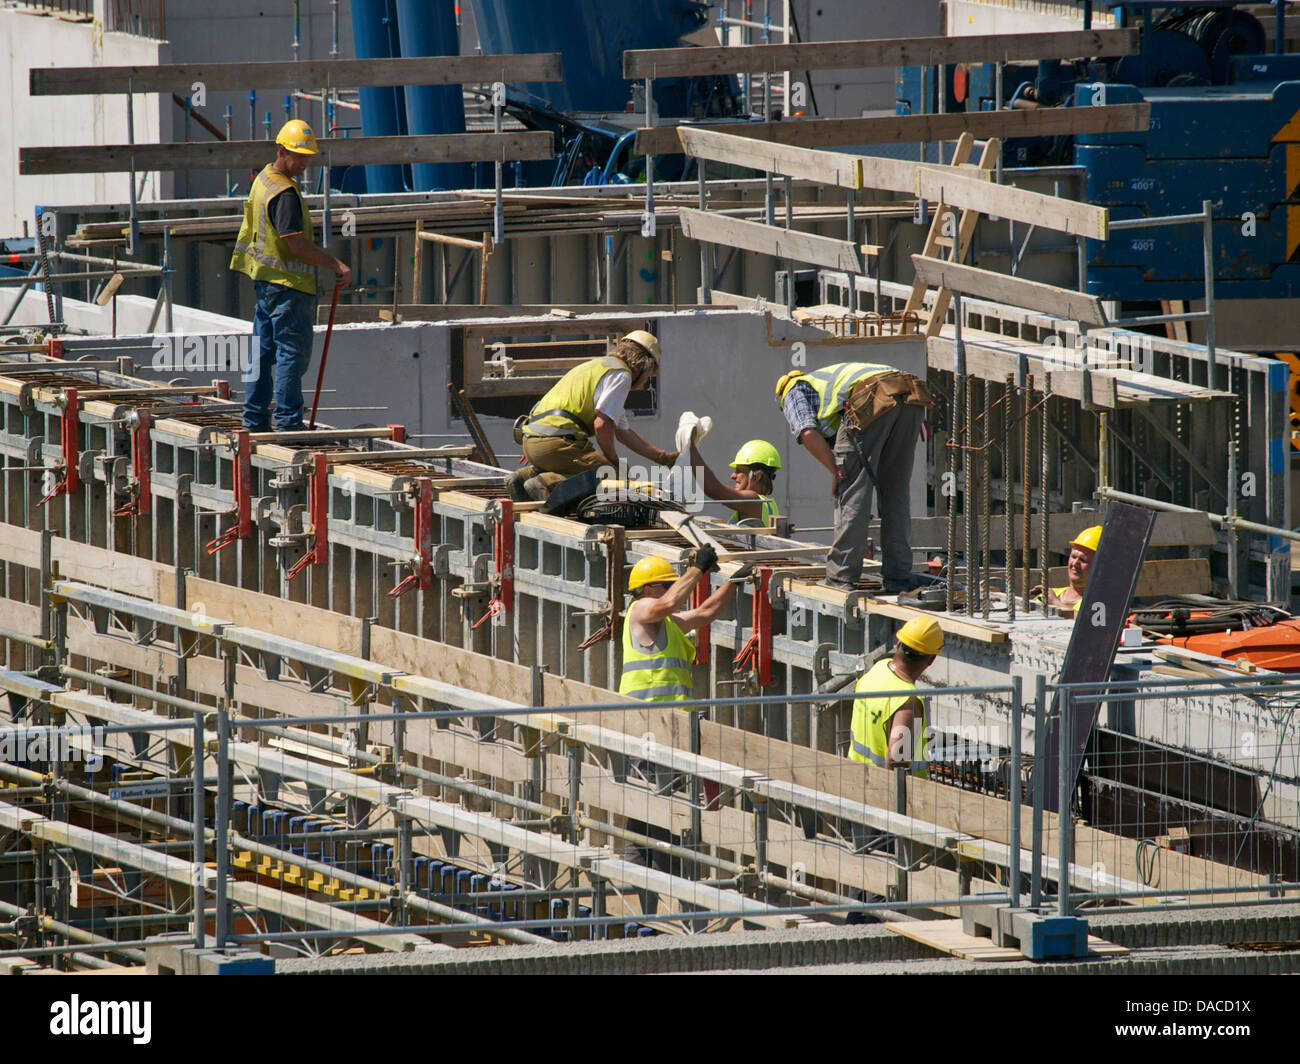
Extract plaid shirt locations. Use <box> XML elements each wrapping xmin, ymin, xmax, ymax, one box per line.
<box><xmin>781</xmin><ymin>382</ymin><xmax>825</xmax><ymax>440</ymax></box>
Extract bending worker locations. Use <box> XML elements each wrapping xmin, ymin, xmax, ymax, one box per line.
<box><xmin>230</xmin><ymin>120</ymin><xmax>352</xmax><ymax>433</ymax></box>
<box><xmin>775</xmin><ymin>363</ymin><xmax>929</xmax><ymax>592</ymax></box>
<box><xmin>511</xmin><ymin>331</ymin><xmax>679</xmax><ymax>502</ymax></box>
<box><xmin>1032</xmin><ymin>524</ymin><xmax>1100</xmax><ymax>616</ymax></box>
<box><xmin>619</xmin><ymin>549</ymin><xmax>736</xmax><ymax>703</ymax></box>
<box><xmin>688</xmin><ymin>438</ymin><xmax>782</xmax><ymax>526</ymax></box>
<box><xmin>849</xmin><ymin>616</ymin><xmax>944</xmax><ymax>776</ymax></box>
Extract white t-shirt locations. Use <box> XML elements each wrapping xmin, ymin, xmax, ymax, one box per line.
<box><xmin>592</xmin><ymin>368</ymin><xmax>632</xmax><ymax>430</ymax></box>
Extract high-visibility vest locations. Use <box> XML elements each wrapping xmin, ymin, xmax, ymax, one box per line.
<box><xmin>728</xmin><ymin>495</ymin><xmax>780</xmax><ymax>525</ymax></box>
<box><xmin>849</xmin><ymin>657</ymin><xmax>928</xmax><ymax>778</ymax></box>
<box><xmin>523</xmin><ymin>355</ymin><xmax>629</xmax><ymax>440</ymax></box>
<box><xmin>229</xmin><ymin>165</ymin><xmax>317</xmax><ymax>295</ymax></box>
<box><xmin>1051</xmin><ymin>586</ymin><xmax>1081</xmax><ymax>618</ymax></box>
<box><xmin>618</xmin><ymin>610</ymin><xmax>696</xmax><ymax>704</ymax></box>
<box><xmin>800</xmin><ymin>362</ymin><xmax>892</xmax><ymax>438</ymax></box>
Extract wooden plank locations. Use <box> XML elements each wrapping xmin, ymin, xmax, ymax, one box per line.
<box><xmin>636</xmin><ymin>103</ymin><xmax>1150</xmax><ymax>156</ymax></box>
<box><xmin>30</xmin><ymin>53</ymin><xmax>564</xmax><ymax>96</ymax></box>
<box><xmin>1023</xmin><ymin>558</ymin><xmax>1212</xmax><ymax>598</ymax></box>
<box><xmin>678</xmin><ymin>208</ymin><xmax>863</xmax><ymax>273</ymax></box>
<box><xmin>891</xmin><ymin>511</ymin><xmax>1217</xmax><ymax>550</ymax></box>
<box><xmin>914</xmin><ymin>165</ymin><xmax>1108</xmax><ymax>239</ymax></box>
<box><xmin>887</xmin><ymin>919</ymin><xmax>1128</xmax><ymax>961</ymax></box>
<box><xmin>624</xmin><ymin>29</ymin><xmax>1139</xmax><ymax>78</ymax></box>
<box><xmin>677</xmin><ymin>127</ymin><xmax>861</xmax><ymax>189</ymax></box>
<box><xmin>21</xmin><ymin>132</ymin><xmax>555</xmax><ymax>176</ymax></box>
<box><xmin>927</xmin><ymin>334</ymin><xmax>1120</xmax><ymax>410</ymax></box>
<box><xmin>912</xmin><ymin>255</ymin><xmax>1109</xmax><ymax>326</ymax></box>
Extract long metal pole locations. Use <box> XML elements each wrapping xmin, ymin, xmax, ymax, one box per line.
<box><xmin>966</xmin><ymin>367</ymin><xmax>977</xmax><ymax>614</ymax></box>
<box><xmin>1008</xmin><ymin>675</ymin><xmax>1022</xmax><ymax>907</ymax></box>
<box><xmin>1031</xmin><ymin>675</ymin><xmax>1046</xmax><ymax>909</ymax></box>
<box><xmin>191</xmin><ymin>711</ymin><xmax>205</xmax><ymax>950</ymax></box>
<box><xmin>981</xmin><ymin>379</ymin><xmax>992</xmax><ymax>618</ymax></box>
<box><xmin>1004</xmin><ymin>375</ymin><xmax>1015</xmax><ymax>620</ymax></box>
<box><xmin>1039</xmin><ymin>380</ymin><xmax>1050</xmax><ymax>614</ymax></box>
<box><xmin>1202</xmin><ymin>200</ymin><xmax>1216</xmax><ymax>383</ymax></box>
<box><xmin>698</xmin><ymin>161</ymin><xmax>710</xmax><ymax>303</ymax></box>
<box><xmin>1022</xmin><ymin>374</ymin><xmax>1033</xmax><ymax>612</ymax></box>
<box><xmin>214</xmin><ymin>703</ymin><xmax>230</xmax><ymax>949</ymax></box>
<box><xmin>947</xmin><ymin>298</ymin><xmax>963</xmax><ymax>612</ymax></box>
<box><xmin>1057</xmin><ymin>690</ymin><xmax>1072</xmax><ymax>917</ymax></box>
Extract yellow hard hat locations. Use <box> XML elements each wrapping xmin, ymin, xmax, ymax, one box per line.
<box><xmin>628</xmin><ymin>556</ymin><xmax>677</xmax><ymax>591</ymax></box>
<box><xmin>1069</xmin><ymin>525</ymin><xmax>1102</xmax><ymax>553</ymax></box>
<box><xmin>774</xmin><ymin>370</ymin><xmax>806</xmax><ymax>404</ymax></box>
<box><xmin>276</xmin><ymin>119</ymin><xmax>319</xmax><ymax>156</ymax></box>
<box><xmin>897</xmin><ymin>616</ymin><xmax>943</xmax><ymax>656</ymax></box>
<box><xmin>621</xmin><ymin>330</ymin><xmax>661</xmax><ymax>364</ymax></box>
<box><xmin>730</xmin><ymin>439</ymin><xmax>782</xmax><ymax>470</ymax></box>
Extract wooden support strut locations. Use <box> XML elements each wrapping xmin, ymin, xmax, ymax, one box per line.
<box><xmin>286</xmin><ymin>452</ymin><xmax>329</xmax><ymax>581</ymax></box>
<box><xmin>112</xmin><ymin>410</ymin><xmax>152</xmax><ymax>518</ymax></box>
<box><xmin>389</xmin><ymin>478</ymin><xmax>434</xmax><ymax>599</ymax></box>
<box><xmin>206</xmin><ymin>430</ymin><xmax>252</xmax><ymax>555</ymax></box>
<box><xmin>38</xmin><ymin>387</ymin><xmax>79</xmax><ymax>507</ymax></box>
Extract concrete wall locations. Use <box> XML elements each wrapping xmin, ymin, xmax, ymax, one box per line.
<box><xmin>1</xmin><ymin>7</ymin><xmax>169</xmax><ymax>237</ymax></box>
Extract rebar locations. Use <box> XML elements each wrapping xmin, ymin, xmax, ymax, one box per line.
<box><xmin>1040</xmin><ymin>380</ymin><xmax>1050</xmax><ymax>615</ymax></box>
<box><xmin>966</xmin><ymin>371</ymin><xmax>977</xmax><ymax>614</ymax></box>
<box><xmin>982</xmin><ymin>379</ymin><xmax>992</xmax><ymax>619</ymax></box>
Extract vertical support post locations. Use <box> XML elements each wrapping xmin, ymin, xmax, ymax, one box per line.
<box><xmin>784</xmin><ymin>174</ymin><xmax>795</xmax><ymax>312</ymax></box>
<box><xmin>1202</xmin><ymin>199</ymin><xmax>1216</xmax><ymax>383</ymax></box>
<box><xmin>492</xmin><ymin>81</ymin><xmax>504</xmax><ymax>246</ymax></box>
<box><xmin>126</xmin><ymin>78</ymin><xmax>139</xmax><ymax>256</ymax></box>
<box><xmin>162</xmin><ymin>227</ymin><xmax>174</xmax><ymax>334</ymax></box>
<box><xmin>1031</xmin><ymin>675</ymin><xmax>1046</xmax><ymax>909</ymax></box>
<box><xmin>752</xmin><ymin>791</ymin><xmax>768</xmax><ymax>890</ymax></box>
<box><xmin>1057</xmin><ymin>690</ymin><xmax>1072</xmax><ymax>917</ymax></box>
<box><xmin>981</xmin><ymin>379</ymin><xmax>991</xmax><ymax>618</ymax></box>
<box><xmin>644</xmin><ymin>74</ymin><xmax>656</xmax><ymax>225</ymax></box>
<box><xmin>224</xmin><ymin>105</ymin><xmax>233</xmax><ymax>196</ymax></box>
<box><xmin>1022</xmin><ymin>374</ymin><xmax>1034</xmax><ymax>612</ymax></box>
<box><xmin>1076</xmin><ymin>233</ymin><xmax>1088</xmax><ymax>293</ymax></box>
<box><xmin>846</xmin><ymin>190</ymin><xmax>855</xmax><ymax>243</ymax></box>
<box><xmin>1005</xmin><ymin>374</ymin><xmax>1015</xmax><ymax>620</ymax></box>
<box><xmin>214</xmin><ymin>695</ymin><xmax>231</xmax><ymax>949</ymax></box>
<box><xmin>397</xmin><ymin>813</ymin><xmax>413</xmax><ymax>925</ymax></box>
<box><xmin>994</xmin><ymin>65</ymin><xmax>1004</xmax><ymax>188</ymax></box>
<box><xmin>697</xmin><ymin>161</ymin><xmax>710</xmax><ymax>304</ymax></box>
<box><xmin>966</xmin><ymin>374</ymin><xmax>977</xmax><ymax>614</ymax></box>
<box><xmin>321</xmin><ymin>89</ymin><xmax>332</xmax><ymax>249</ymax></box>
<box><xmin>1040</xmin><ymin>379</ymin><xmax>1051</xmax><ymax>614</ymax></box>
<box><xmin>1008</xmin><ymin>675</ymin><xmax>1022</xmax><ymax>907</ymax></box>
<box><xmin>891</xmin><ymin>766</ymin><xmax>909</xmax><ymax>901</ymax></box>
<box><xmin>1227</xmin><ymin>428</ymin><xmax>1241</xmax><ymax>598</ymax></box>
<box><xmin>592</xmin><ymin>876</ymin><xmax>607</xmax><ymax>940</ymax></box>
<box><xmin>192</xmin><ymin>711</ymin><xmax>205</xmax><ymax>949</ymax></box>
<box><xmin>689</xmin><ymin>708</ymin><xmax>703</xmax><ymax>880</ymax></box>
<box><xmin>567</xmin><ymin>737</ymin><xmax>581</xmax><ymax>847</ymax></box>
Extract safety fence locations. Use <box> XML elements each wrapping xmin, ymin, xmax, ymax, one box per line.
<box><xmin>0</xmin><ymin>578</ymin><xmax>1296</xmax><ymax>966</ymax></box>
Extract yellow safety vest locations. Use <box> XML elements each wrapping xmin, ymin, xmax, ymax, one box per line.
<box><xmin>849</xmin><ymin>658</ymin><xmax>928</xmax><ymax>778</ymax></box>
<box><xmin>1051</xmin><ymin>586</ymin><xmax>1081</xmax><ymax>618</ymax></box>
<box><xmin>618</xmin><ymin>611</ymin><xmax>696</xmax><ymax>704</ymax></box>
<box><xmin>523</xmin><ymin>355</ymin><xmax>629</xmax><ymax>440</ymax></box>
<box><xmin>728</xmin><ymin>495</ymin><xmax>780</xmax><ymax>525</ymax></box>
<box><xmin>229</xmin><ymin>165</ymin><xmax>317</xmax><ymax>295</ymax></box>
<box><xmin>800</xmin><ymin>362</ymin><xmax>892</xmax><ymax>437</ymax></box>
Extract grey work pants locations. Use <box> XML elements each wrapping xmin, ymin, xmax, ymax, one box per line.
<box><xmin>826</xmin><ymin>401</ymin><xmax>923</xmax><ymax>586</ymax></box>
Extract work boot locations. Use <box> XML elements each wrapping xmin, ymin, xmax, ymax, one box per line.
<box><xmin>522</xmin><ymin>476</ymin><xmax>550</xmax><ymax>502</ymax></box>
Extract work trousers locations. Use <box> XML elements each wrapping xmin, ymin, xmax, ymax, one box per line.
<box><xmin>521</xmin><ymin>435</ymin><xmax>612</xmax><ymax>489</ymax></box>
<box><xmin>826</xmin><ymin>401</ymin><xmax>923</xmax><ymax>587</ymax></box>
<box><xmin>244</xmin><ymin>280</ymin><xmax>316</xmax><ymax>432</ymax></box>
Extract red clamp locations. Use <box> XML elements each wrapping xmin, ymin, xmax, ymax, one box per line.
<box><xmin>286</xmin><ymin>451</ymin><xmax>328</xmax><ymax>580</ymax></box>
<box><xmin>691</xmin><ymin>573</ymin><xmax>711</xmax><ymax>664</ymax></box>
<box><xmin>45</xmin><ymin>336</ymin><xmax>65</xmax><ymax>360</ymax></box>
<box><xmin>389</xmin><ymin>477</ymin><xmax>434</xmax><ymax>598</ymax></box>
<box><xmin>474</xmin><ymin>498</ymin><xmax>514</xmax><ymax>626</ymax></box>
<box><xmin>206</xmin><ymin>430</ymin><xmax>252</xmax><ymax>555</ymax></box>
<box><xmin>113</xmin><ymin>410</ymin><xmax>152</xmax><ymax>517</ymax></box>
<box><xmin>388</xmin><ymin>424</ymin><xmax>406</xmax><ymax>444</ymax></box>
<box><xmin>38</xmin><ymin>388</ymin><xmax>80</xmax><ymax>507</ymax></box>
<box><xmin>732</xmin><ymin>567</ymin><xmax>773</xmax><ymax>688</ymax></box>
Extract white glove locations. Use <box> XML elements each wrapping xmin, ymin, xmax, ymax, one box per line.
<box><xmin>675</xmin><ymin>411</ymin><xmax>713</xmax><ymax>455</ymax></box>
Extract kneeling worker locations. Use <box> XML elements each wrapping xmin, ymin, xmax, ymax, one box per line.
<box><xmin>511</xmin><ymin>331</ymin><xmax>679</xmax><ymax>501</ymax></box>
<box><xmin>849</xmin><ymin>616</ymin><xmax>944</xmax><ymax>776</ymax></box>
<box><xmin>1031</xmin><ymin>524</ymin><xmax>1100</xmax><ymax>617</ymax></box>
<box><xmin>688</xmin><ymin>438</ymin><xmax>782</xmax><ymax>526</ymax></box>
<box><xmin>619</xmin><ymin>549</ymin><xmax>736</xmax><ymax>704</ymax></box>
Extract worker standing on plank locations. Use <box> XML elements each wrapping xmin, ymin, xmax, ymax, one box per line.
<box><xmin>230</xmin><ymin>120</ymin><xmax>352</xmax><ymax>433</ymax></box>
<box><xmin>849</xmin><ymin>616</ymin><xmax>944</xmax><ymax>776</ymax></box>
<box><xmin>1031</xmin><ymin>524</ymin><xmax>1101</xmax><ymax>617</ymax></box>
<box><xmin>775</xmin><ymin>363</ymin><xmax>932</xmax><ymax>592</ymax></box>
<box><xmin>510</xmin><ymin>331</ymin><xmax>679</xmax><ymax>502</ymax></box>
<box><xmin>618</xmin><ymin>550</ymin><xmax>736</xmax><ymax>703</ymax></box>
<box><xmin>687</xmin><ymin>438</ymin><xmax>783</xmax><ymax>527</ymax></box>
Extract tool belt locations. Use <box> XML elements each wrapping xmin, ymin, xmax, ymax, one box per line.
<box><xmin>844</xmin><ymin>371</ymin><xmax>934</xmax><ymax>434</ymax></box>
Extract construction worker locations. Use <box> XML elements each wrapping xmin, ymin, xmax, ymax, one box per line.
<box><xmin>775</xmin><ymin>363</ymin><xmax>928</xmax><ymax>592</ymax></box>
<box><xmin>619</xmin><ymin>549</ymin><xmax>736</xmax><ymax>703</ymax></box>
<box><xmin>510</xmin><ymin>331</ymin><xmax>679</xmax><ymax>501</ymax></box>
<box><xmin>230</xmin><ymin>119</ymin><xmax>352</xmax><ymax>433</ymax></box>
<box><xmin>687</xmin><ymin>438</ymin><xmax>782</xmax><ymax>526</ymax></box>
<box><xmin>1032</xmin><ymin>524</ymin><xmax>1101</xmax><ymax>616</ymax></box>
<box><xmin>849</xmin><ymin>616</ymin><xmax>944</xmax><ymax>776</ymax></box>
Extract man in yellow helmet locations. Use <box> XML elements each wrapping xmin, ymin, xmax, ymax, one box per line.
<box><xmin>849</xmin><ymin>616</ymin><xmax>943</xmax><ymax>776</ymax></box>
<box><xmin>1031</xmin><ymin>524</ymin><xmax>1101</xmax><ymax>616</ymax></box>
<box><xmin>618</xmin><ymin>548</ymin><xmax>736</xmax><ymax>703</ymax></box>
<box><xmin>510</xmin><ymin>330</ymin><xmax>680</xmax><ymax>501</ymax></box>
<box><xmin>686</xmin><ymin>438</ymin><xmax>783</xmax><ymax>526</ymax></box>
<box><xmin>775</xmin><ymin>364</ymin><xmax>929</xmax><ymax>592</ymax></box>
<box><xmin>230</xmin><ymin>120</ymin><xmax>352</xmax><ymax>432</ymax></box>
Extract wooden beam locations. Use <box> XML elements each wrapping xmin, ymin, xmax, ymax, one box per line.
<box><xmin>677</xmin><ymin>207</ymin><xmax>863</xmax><ymax>273</ymax></box>
<box><xmin>624</xmin><ymin>29</ymin><xmax>1139</xmax><ymax>78</ymax></box>
<box><xmin>914</xmin><ymin>166</ymin><xmax>1109</xmax><ymax>239</ymax></box>
<box><xmin>20</xmin><ymin>132</ymin><xmax>555</xmax><ymax>176</ymax></box>
<box><xmin>30</xmin><ymin>53</ymin><xmax>563</xmax><ymax>96</ymax></box>
<box><xmin>928</xmin><ymin>334</ymin><xmax>1119</xmax><ymax>409</ymax></box>
<box><xmin>912</xmin><ymin>255</ymin><xmax>1109</xmax><ymax>326</ymax></box>
<box><xmin>893</xmin><ymin>511</ymin><xmax>1218</xmax><ymax>551</ymax></box>
<box><xmin>636</xmin><ymin>103</ymin><xmax>1150</xmax><ymax>156</ymax></box>
<box><xmin>677</xmin><ymin>127</ymin><xmax>861</xmax><ymax>189</ymax></box>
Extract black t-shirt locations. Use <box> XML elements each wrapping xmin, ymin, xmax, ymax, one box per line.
<box><xmin>268</xmin><ymin>188</ymin><xmax>304</xmax><ymax>237</ymax></box>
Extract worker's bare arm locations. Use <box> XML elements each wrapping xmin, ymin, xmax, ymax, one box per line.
<box><xmin>672</xmin><ymin>578</ymin><xmax>737</xmax><ymax>632</ymax></box>
<box><xmin>636</xmin><ymin>567</ymin><xmax>704</xmax><ymax>624</ymax></box>
<box><xmin>886</xmin><ymin>699</ymin><xmax>921</xmax><ymax>770</ymax></box>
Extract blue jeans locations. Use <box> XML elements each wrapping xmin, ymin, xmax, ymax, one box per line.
<box><xmin>244</xmin><ymin>280</ymin><xmax>316</xmax><ymax>431</ymax></box>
